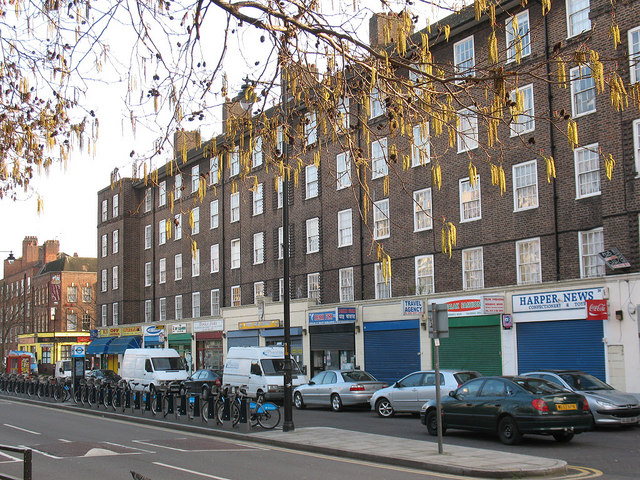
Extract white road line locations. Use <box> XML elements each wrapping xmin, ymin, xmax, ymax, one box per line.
<box><xmin>24</xmin><ymin>447</ymin><xmax>63</xmax><ymax>460</ymax></box>
<box><xmin>3</xmin><ymin>424</ymin><xmax>41</xmax><ymax>435</ymax></box>
<box><xmin>132</xmin><ymin>440</ymin><xmax>249</xmax><ymax>453</ymax></box>
<box><xmin>102</xmin><ymin>441</ymin><xmax>156</xmax><ymax>454</ymax></box>
<box><xmin>153</xmin><ymin>462</ymin><xmax>233</xmax><ymax>480</ymax></box>
<box><xmin>59</xmin><ymin>439</ymin><xmax>72</xmax><ymax>443</ymax></box>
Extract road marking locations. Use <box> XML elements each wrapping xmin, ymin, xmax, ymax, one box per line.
<box><xmin>25</xmin><ymin>447</ymin><xmax>63</xmax><ymax>460</ymax></box>
<box><xmin>153</xmin><ymin>462</ymin><xmax>232</xmax><ymax>479</ymax></box>
<box><xmin>565</xmin><ymin>466</ymin><xmax>603</xmax><ymax>478</ymax></box>
<box><xmin>59</xmin><ymin>439</ymin><xmax>72</xmax><ymax>443</ymax></box>
<box><xmin>103</xmin><ymin>441</ymin><xmax>155</xmax><ymax>454</ymax></box>
<box><xmin>3</xmin><ymin>424</ymin><xmax>41</xmax><ymax>435</ymax></box>
<box><xmin>132</xmin><ymin>439</ymin><xmax>249</xmax><ymax>453</ymax></box>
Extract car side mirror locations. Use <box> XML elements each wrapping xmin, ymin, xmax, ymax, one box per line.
<box><xmin>308</xmin><ymin>381</ymin><xmax>315</xmax><ymax>385</ymax></box>
<box><xmin>449</xmin><ymin>390</ymin><xmax>457</xmax><ymax>398</ymax></box>
<box><xmin>393</xmin><ymin>382</ymin><xmax>400</xmax><ymax>388</ymax></box>
<box><xmin>301</xmin><ymin>365</ymin><xmax>308</xmax><ymax>375</ymax></box>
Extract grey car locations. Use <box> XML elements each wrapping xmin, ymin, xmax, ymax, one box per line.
<box><xmin>293</xmin><ymin>370</ymin><xmax>388</xmax><ymax>412</ymax></box>
<box><xmin>369</xmin><ymin>369</ymin><xmax>481</xmax><ymax>417</ymax></box>
<box><xmin>521</xmin><ymin>370</ymin><xmax>640</xmax><ymax>426</ymax></box>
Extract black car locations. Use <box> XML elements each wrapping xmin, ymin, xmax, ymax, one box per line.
<box><xmin>182</xmin><ymin>369</ymin><xmax>221</xmax><ymax>399</ymax></box>
<box><xmin>420</xmin><ymin>376</ymin><xmax>592</xmax><ymax>444</ymax></box>
<box><xmin>85</xmin><ymin>369</ymin><xmax>121</xmax><ymax>383</ymax></box>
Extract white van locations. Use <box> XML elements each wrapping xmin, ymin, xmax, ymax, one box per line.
<box><xmin>222</xmin><ymin>346</ymin><xmax>307</xmax><ymax>400</ymax></box>
<box><xmin>120</xmin><ymin>348</ymin><xmax>188</xmax><ymax>391</ymax></box>
<box><xmin>54</xmin><ymin>360</ymin><xmax>72</xmax><ymax>379</ymax></box>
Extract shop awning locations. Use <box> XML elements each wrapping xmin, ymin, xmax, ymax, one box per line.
<box><xmin>86</xmin><ymin>336</ymin><xmax>116</xmax><ymax>354</ymax></box>
<box><xmin>105</xmin><ymin>335</ymin><xmax>141</xmax><ymax>354</ymax></box>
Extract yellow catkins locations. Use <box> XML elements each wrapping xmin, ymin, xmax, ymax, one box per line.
<box><xmin>441</xmin><ymin>221</ymin><xmax>457</xmax><ymax>258</ymax></box>
<box><xmin>191</xmin><ymin>240</ymin><xmax>198</xmax><ymax>259</ymax></box>
<box><xmin>488</xmin><ymin>31</ymin><xmax>498</xmax><ymax>65</ymax></box>
<box><xmin>444</xmin><ymin>25</ymin><xmax>451</xmax><ymax>41</ymax></box>
<box><xmin>610</xmin><ymin>73</ymin><xmax>628</xmax><ymax>111</ymax></box>
<box><xmin>432</xmin><ymin>163</ymin><xmax>442</xmax><ymax>190</ymax></box>
<box><xmin>610</xmin><ymin>24</ymin><xmax>621</xmax><ymax>50</ymax></box>
<box><xmin>541</xmin><ymin>0</ymin><xmax>551</xmax><ymax>15</ymax></box>
<box><xmin>545</xmin><ymin>156</ymin><xmax>557</xmax><ymax>182</ymax></box>
<box><xmin>557</xmin><ymin>58</ymin><xmax>567</xmax><ymax>88</ymax></box>
<box><xmin>590</xmin><ymin>51</ymin><xmax>605</xmax><ymax>94</ymax></box>
<box><xmin>567</xmin><ymin>119</ymin><xmax>579</xmax><ymax>150</ymax></box>
<box><xmin>604</xmin><ymin>154</ymin><xmax>615</xmax><ymax>180</ymax></box>
<box><xmin>383</xmin><ymin>175</ymin><xmax>390</xmax><ymax>196</ymax></box>
<box><xmin>468</xmin><ymin>162</ymin><xmax>478</xmax><ymax>187</ymax></box>
<box><xmin>169</xmin><ymin>191</ymin><xmax>174</xmax><ymax>213</ymax></box>
<box><xmin>166</xmin><ymin>218</ymin><xmax>172</xmax><ymax>239</ymax></box>
<box><xmin>37</xmin><ymin>195</ymin><xmax>44</xmax><ymax>214</ymax></box>
<box><xmin>189</xmin><ymin>210</ymin><xmax>195</xmax><ymax>230</ymax></box>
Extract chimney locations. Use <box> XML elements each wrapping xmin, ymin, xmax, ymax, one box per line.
<box><xmin>222</xmin><ymin>99</ymin><xmax>252</xmax><ymax>134</ymax></box>
<box><xmin>22</xmin><ymin>236</ymin><xmax>39</xmax><ymax>264</ymax></box>
<box><xmin>174</xmin><ymin>130</ymin><xmax>201</xmax><ymax>161</ymax></box>
<box><xmin>369</xmin><ymin>12</ymin><xmax>414</xmax><ymax>49</ymax></box>
<box><xmin>42</xmin><ymin>240</ymin><xmax>60</xmax><ymax>264</ymax></box>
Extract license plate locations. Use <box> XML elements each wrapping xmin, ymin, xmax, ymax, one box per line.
<box><xmin>620</xmin><ymin>416</ymin><xmax>638</xmax><ymax>424</ymax></box>
<box><xmin>556</xmin><ymin>403</ymin><xmax>577</xmax><ymax>411</ymax></box>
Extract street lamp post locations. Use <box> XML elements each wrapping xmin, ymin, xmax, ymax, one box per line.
<box><xmin>1</xmin><ymin>251</ymin><xmax>16</xmax><ymax>364</ymax></box>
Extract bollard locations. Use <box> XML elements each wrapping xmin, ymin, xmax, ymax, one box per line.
<box><xmin>179</xmin><ymin>393</ymin><xmax>187</xmax><ymax>416</ymax></box>
<box><xmin>238</xmin><ymin>396</ymin><xmax>251</xmax><ymax>433</ymax></box>
<box><xmin>192</xmin><ymin>395</ymin><xmax>200</xmax><ymax>418</ymax></box>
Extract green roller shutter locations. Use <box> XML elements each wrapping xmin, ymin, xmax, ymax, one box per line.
<box><xmin>434</xmin><ymin>315</ymin><xmax>502</xmax><ymax>376</ymax></box>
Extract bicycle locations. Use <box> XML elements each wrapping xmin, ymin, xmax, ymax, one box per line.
<box><xmin>53</xmin><ymin>378</ymin><xmax>71</xmax><ymax>402</ymax></box>
<box><xmin>216</xmin><ymin>386</ymin><xmax>281</xmax><ymax>429</ymax></box>
<box><xmin>161</xmin><ymin>382</ymin><xmax>183</xmax><ymax>419</ymax></box>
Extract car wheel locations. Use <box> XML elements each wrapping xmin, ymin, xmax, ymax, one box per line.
<box><xmin>552</xmin><ymin>431</ymin><xmax>574</xmax><ymax>443</ymax></box>
<box><xmin>375</xmin><ymin>398</ymin><xmax>394</xmax><ymax>418</ymax></box>
<box><xmin>498</xmin><ymin>416</ymin><xmax>523</xmax><ymax>445</ymax></box>
<box><xmin>426</xmin><ymin>410</ymin><xmax>446</xmax><ymax>436</ymax></box>
<box><xmin>294</xmin><ymin>392</ymin><xmax>306</xmax><ymax>409</ymax></box>
<box><xmin>331</xmin><ymin>394</ymin><xmax>343</xmax><ymax>412</ymax></box>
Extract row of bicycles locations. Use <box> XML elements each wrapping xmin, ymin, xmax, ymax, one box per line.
<box><xmin>0</xmin><ymin>372</ymin><xmax>281</xmax><ymax>430</ymax></box>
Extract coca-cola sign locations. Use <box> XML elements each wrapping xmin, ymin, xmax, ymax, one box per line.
<box><xmin>586</xmin><ymin>299</ymin><xmax>608</xmax><ymax>321</ymax></box>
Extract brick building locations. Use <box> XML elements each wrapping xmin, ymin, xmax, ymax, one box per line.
<box><xmin>96</xmin><ymin>0</ymin><xmax>640</xmax><ymax>391</ymax></box>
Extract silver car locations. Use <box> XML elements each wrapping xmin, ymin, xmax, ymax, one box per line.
<box><xmin>370</xmin><ymin>369</ymin><xmax>481</xmax><ymax>417</ymax></box>
<box><xmin>521</xmin><ymin>370</ymin><xmax>640</xmax><ymax>426</ymax></box>
<box><xmin>293</xmin><ymin>370</ymin><xmax>388</xmax><ymax>412</ymax></box>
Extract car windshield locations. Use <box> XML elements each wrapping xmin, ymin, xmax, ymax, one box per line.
<box><xmin>261</xmin><ymin>358</ymin><xmax>302</xmax><ymax>375</ymax></box>
<box><xmin>151</xmin><ymin>357</ymin><xmax>185</xmax><ymax>371</ymax></box>
<box><xmin>514</xmin><ymin>378</ymin><xmax>568</xmax><ymax>395</ymax></box>
<box><xmin>342</xmin><ymin>371</ymin><xmax>376</xmax><ymax>382</ymax></box>
<box><xmin>454</xmin><ymin>371</ymin><xmax>480</xmax><ymax>384</ymax></box>
<box><xmin>559</xmin><ymin>372</ymin><xmax>613</xmax><ymax>391</ymax></box>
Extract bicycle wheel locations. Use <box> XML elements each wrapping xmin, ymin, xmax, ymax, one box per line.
<box><xmin>257</xmin><ymin>403</ymin><xmax>281</xmax><ymax>430</ymax></box>
<box><xmin>201</xmin><ymin>401</ymin><xmax>210</xmax><ymax>423</ymax></box>
<box><xmin>215</xmin><ymin>399</ymin><xmax>226</xmax><ymax>424</ymax></box>
<box><xmin>162</xmin><ymin>394</ymin><xmax>171</xmax><ymax>418</ymax></box>
<box><xmin>230</xmin><ymin>402</ymin><xmax>240</xmax><ymax>426</ymax></box>
<box><xmin>53</xmin><ymin>385</ymin><xmax>61</xmax><ymax>402</ymax></box>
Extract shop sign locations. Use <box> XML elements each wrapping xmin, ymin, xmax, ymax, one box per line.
<box><xmin>309</xmin><ymin>310</ymin><xmax>337</xmax><ymax>325</ymax></box>
<box><xmin>193</xmin><ymin>319</ymin><xmax>223</xmax><ymax>332</ymax></box>
<box><xmin>437</xmin><ymin>296</ymin><xmax>484</xmax><ymax>317</ymax></box>
<box><xmin>502</xmin><ymin>314</ymin><xmax>513</xmax><ymax>329</ymax></box>
<box><xmin>144</xmin><ymin>325</ymin><xmax>164</xmax><ymax>336</ymax></box>
<box><xmin>586</xmin><ymin>299</ymin><xmax>608</xmax><ymax>320</ymax></box>
<box><xmin>108</xmin><ymin>327</ymin><xmax>122</xmax><ymax>337</ymax></box>
<box><xmin>402</xmin><ymin>300</ymin><xmax>424</xmax><ymax>316</ymax></box>
<box><xmin>18</xmin><ymin>336</ymin><xmax>35</xmax><ymax>344</ymax></box>
<box><xmin>513</xmin><ymin>288</ymin><xmax>604</xmax><ymax>314</ymax></box>
<box><xmin>122</xmin><ymin>326</ymin><xmax>142</xmax><ymax>336</ymax></box>
<box><xmin>238</xmin><ymin>319</ymin><xmax>281</xmax><ymax>330</ymax></box>
<box><xmin>171</xmin><ymin>323</ymin><xmax>188</xmax><ymax>334</ymax></box>
<box><xmin>483</xmin><ymin>297</ymin><xmax>505</xmax><ymax>314</ymax></box>
<box><xmin>89</xmin><ymin>329</ymin><xmax>99</xmax><ymax>340</ymax></box>
<box><xmin>337</xmin><ymin>307</ymin><xmax>357</xmax><ymax>323</ymax></box>
<box><xmin>77</xmin><ymin>336</ymin><xmax>91</xmax><ymax>343</ymax></box>
<box><xmin>98</xmin><ymin>329</ymin><xmax>111</xmax><ymax>338</ymax></box>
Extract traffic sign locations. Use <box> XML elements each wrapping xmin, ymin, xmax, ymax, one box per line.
<box><xmin>71</xmin><ymin>345</ymin><xmax>86</xmax><ymax>357</ymax></box>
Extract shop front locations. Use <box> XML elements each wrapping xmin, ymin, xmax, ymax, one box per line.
<box><xmin>193</xmin><ymin>319</ymin><xmax>224</xmax><ymax>372</ymax></box>
<box><xmin>17</xmin><ymin>331</ymin><xmax>91</xmax><ymax>370</ymax></box>
<box><xmin>309</xmin><ymin>309</ymin><xmax>356</xmax><ymax>378</ymax></box>
<box><xmin>512</xmin><ymin>287</ymin><xmax>607</xmax><ymax>380</ymax></box>
<box><xmin>142</xmin><ymin>324</ymin><xmax>165</xmax><ymax>348</ymax></box>
<box><xmin>261</xmin><ymin>327</ymin><xmax>304</xmax><ymax>366</ymax></box>
<box><xmin>167</xmin><ymin>323</ymin><xmax>193</xmax><ymax>375</ymax></box>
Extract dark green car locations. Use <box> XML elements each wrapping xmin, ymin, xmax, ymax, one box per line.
<box><xmin>420</xmin><ymin>376</ymin><xmax>592</xmax><ymax>445</ymax></box>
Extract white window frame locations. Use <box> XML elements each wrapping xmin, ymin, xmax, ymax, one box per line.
<box><xmin>231</xmin><ymin>239</ymin><xmax>241</xmax><ymax>269</ymax></box>
<box><xmin>231</xmin><ymin>285</ymin><xmax>242</xmax><ymax>307</ymax></box>
<box><xmin>191</xmin><ymin>207</ymin><xmax>200</xmax><ymax>235</ymax></box>
<box><xmin>254</xmin><ymin>282</ymin><xmax>265</xmax><ymax>303</ymax></box>
<box><xmin>112</xmin><ymin>230</ymin><xmax>119</xmax><ymax>254</ymax></box>
<box><xmin>191</xmin><ymin>165</ymin><xmax>200</xmax><ymax>193</ymax></box>
<box><xmin>505</xmin><ymin>10</ymin><xmax>531</xmax><ymax>63</ymax></box>
<box><xmin>144</xmin><ymin>262</ymin><xmax>152</xmax><ymax>287</ymax></box>
<box><xmin>159</xmin><ymin>219</ymin><xmax>167</xmax><ymax>245</ymax></box>
<box><xmin>159</xmin><ymin>180</ymin><xmax>167</xmax><ymax>206</ymax></box>
<box><xmin>112</xmin><ymin>302</ymin><xmax>119</xmax><ymax>325</ymax></box>
<box><xmin>306</xmin><ymin>218</ymin><xmax>320</xmax><ymax>254</ymax></box>
<box><xmin>278</xmin><ymin>226</ymin><xmax>284</xmax><ymax>260</ymax></box>
<box><xmin>338</xmin><ymin>209</ymin><xmax>353</xmax><ymax>247</ymax></box>
<box><xmin>144</xmin><ymin>225</ymin><xmax>152</xmax><ymax>250</ymax></box>
<box><xmin>630</xmin><ymin>26</ymin><xmax>640</xmax><ymax>85</ymax></box>
<box><xmin>101</xmin><ymin>234</ymin><xmax>108</xmax><ymax>258</ymax></box>
<box><xmin>415</xmin><ymin>255</ymin><xmax>434</xmax><ymax>295</ymax></box>
<box><xmin>413</xmin><ymin>188</ymin><xmax>433</xmax><ymax>232</ymax></box>
<box><xmin>112</xmin><ymin>194</ymin><xmax>119</xmax><ymax>218</ymax></box>
<box><xmin>370</xmin><ymin>87</ymin><xmax>385</xmax><ymax>119</ymax></box>
<box><xmin>462</xmin><ymin>247</ymin><xmax>484</xmax><ymax>290</ymax></box>
<box><xmin>230</xmin><ymin>150</ymin><xmax>240</xmax><ymax>177</ymax></box>
<box><xmin>101</xmin><ymin>304</ymin><xmax>108</xmax><ymax>327</ymax></box>
<box><xmin>634</xmin><ymin>119</ymin><xmax>640</xmax><ymax>176</ymax></box>
<box><xmin>305</xmin><ymin>111</ymin><xmax>318</xmax><ymax>145</ymax></box>
<box><xmin>516</xmin><ymin>237</ymin><xmax>542</xmax><ymax>285</ymax></box>
<box><xmin>566</xmin><ymin>0</ymin><xmax>591</xmax><ymax>38</ymax></box>
<box><xmin>192</xmin><ymin>292</ymin><xmax>201</xmax><ymax>318</ymax></box>
<box><xmin>509</xmin><ymin>84</ymin><xmax>535</xmax><ymax>136</ymax></box>
<box><xmin>373</xmin><ymin>198</ymin><xmax>390</xmax><ymax>240</ymax></box>
<box><xmin>192</xmin><ymin>248</ymin><xmax>200</xmax><ymax>277</ymax></box>
<box><xmin>339</xmin><ymin>267</ymin><xmax>354</xmax><ymax>302</ymax></box>
<box><xmin>336</xmin><ymin>152</ymin><xmax>352</xmax><ymax>189</ymax></box>
<box><xmin>210</xmin><ymin>289</ymin><xmax>220</xmax><ymax>316</ymax></box>
<box><xmin>101</xmin><ymin>269</ymin><xmax>107</xmax><ymax>292</ymax></box>
<box><xmin>144</xmin><ymin>300</ymin><xmax>152</xmax><ymax>323</ymax></box>
<box><xmin>574</xmin><ymin>143</ymin><xmax>600</xmax><ymax>199</ymax></box>
<box><xmin>175</xmin><ymin>173</ymin><xmax>183</xmax><ymax>199</ymax></box>
<box><xmin>210</xmin><ymin>244</ymin><xmax>220</xmax><ymax>273</ymax></box>
<box><xmin>159</xmin><ymin>258</ymin><xmax>166</xmax><ymax>284</ymax></box>
<box><xmin>175</xmin><ymin>253</ymin><xmax>183</xmax><ymax>280</ymax></box>
<box><xmin>112</xmin><ymin>265</ymin><xmax>119</xmax><ymax>290</ymax></box>
<box><xmin>513</xmin><ymin>160</ymin><xmax>539</xmax><ymax>211</ymax></box>
<box><xmin>159</xmin><ymin>297</ymin><xmax>167</xmax><ymax>322</ymax></box>
<box><xmin>253</xmin><ymin>183</ymin><xmax>264</xmax><ymax>215</ymax></box>
<box><xmin>253</xmin><ymin>232</ymin><xmax>265</xmax><ymax>265</ymax></box>
<box><xmin>144</xmin><ymin>190</ymin><xmax>152</xmax><ymax>212</ymax></box>
<box><xmin>338</xmin><ymin>97</ymin><xmax>350</xmax><ymax>131</ymax></box>
<box><xmin>459</xmin><ymin>177</ymin><xmax>482</xmax><ymax>222</ymax></box>
<box><xmin>252</xmin><ymin>136</ymin><xmax>263</xmax><ymax>168</ymax></box>
<box><xmin>374</xmin><ymin>263</ymin><xmax>392</xmax><ymax>299</ymax></box>
<box><xmin>279</xmin><ymin>278</ymin><xmax>285</xmax><ymax>301</ymax></box>
<box><xmin>454</xmin><ymin>35</ymin><xmax>475</xmax><ymax>78</ymax></box>
<box><xmin>307</xmin><ymin>273</ymin><xmax>320</xmax><ymax>301</ymax></box>
<box><xmin>371</xmin><ymin>138</ymin><xmax>388</xmax><ymax>179</ymax></box>
<box><xmin>457</xmin><ymin>108</ymin><xmax>478</xmax><ymax>152</ymax></box>
<box><xmin>209</xmin><ymin>157</ymin><xmax>219</xmax><ymax>185</ymax></box>
<box><xmin>101</xmin><ymin>199</ymin><xmax>108</xmax><ymax>222</ymax></box>
<box><xmin>305</xmin><ymin>164</ymin><xmax>318</xmax><ymax>199</ymax></box>
<box><xmin>175</xmin><ymin>214</ymin><xmax>182</xmax><ymax>240</ymax></box>
<box><xmin>230</xmin><ymin>192</ymin><xmax>240</xmax><ymax>223</ymax></box>
<box><xmin>175</xmin><ymin>295</ymin><xmax>183</xmax><ymax>320</ymax></box>
<box><xmin>411</xmin><ymin>123</ymin><xmax>430</xmax><ymax>167</ymax></box>
<box><xmin>570</xmin><ymin>65</ymin><xmax>596</xmax><ymax>117</ymax></box>
<box><xmin>210</xmin><ymin>200</ymin><xmax>219</xmax><ymax>229</ymax></box>
<box><xmin>579</xmin><ymin>227</ymin><xmax>605</xmax><ymax>278</ymax></box>
<box><xmin>277</xmin><ymin>176</ymin><xmax>284</xmax><ymax>209</ymax></box>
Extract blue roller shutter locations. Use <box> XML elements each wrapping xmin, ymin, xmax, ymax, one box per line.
<box><xmin>226</xmin><ymin>330</ymin><xmax>260</xmax><ymax>349</ymax></box>
<box><xmin>363</xmin><ymin>320</ymin><xmax>420</xmax><ymax>385</ymax></box>
<box><xmin>516</xmin><ymin>319</ymin><xmax>605</xmax><ymax>380</ymax></box>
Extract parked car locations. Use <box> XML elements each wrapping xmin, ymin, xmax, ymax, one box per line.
<box><xmin>294</xmin><ymin>370</ymin><xmax>388</xmax><ymax>411</ymax></box>
<box><xmin>370</xmin><ymin>369</ymin><xmax>481</xmax><ymax>417</ymax></box>
<box><xmin>520</xmin><ymin>369</ymin><xmax>640</xmax><ymax>426</ymax></box>
<box><xmin>85</xmin><ymin>369</ymin><xmax>121</xmax><ymax>383</ymax></box>
<box><xmin>182</xmin><ymin>369</ymin><xmax>222</xmax><ymax>399</ymax></box>
<box><xmin>420</xmin><ymin>376</ymin><xmax>592</xmax><ymax>445</ymax></box>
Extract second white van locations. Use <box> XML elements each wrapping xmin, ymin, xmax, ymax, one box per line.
<box><xmin>120</xmin><ymin>348</ymin><xmax>188</xmax><ymax>391</ymax></box>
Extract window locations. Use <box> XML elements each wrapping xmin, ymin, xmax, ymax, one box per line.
<box><xmin>454</xmin><ymin>36</ymin><xmax>475</xmax><ymax>78</ymax></box>
<box><xmin>575</xmin><ymin>144</ymin><xmax>600</xmax><ymax>198</ymax></box>
<box><xmin>630</xmin><ymin>27</ymin><xmax>640</xmax><ymax>84</ymax></box>
<box><xmin>175</xmin><ymin>173</ymin><xmax>183</xmax><ymax>199</ymax></box>
<box><xmin>191</xmin><ymin>207</ymin><xmax>200</xmax><ymax>235</ymax></box>
<box><xmin>231</xmin><ymin>239</ymin><xmax>241</xmax><ymax>269</ymax></box>
<box><xmin>242</xmin><ymin>233</ymin><xmax>260</xmax><ymax>268</ymax></box>
<box><xmin>579</xmin><ymin>228</ymin><xmax>605</xmax><ymax>278</ymax></box>
<box><xmin>457</xmin><ymin>108</ymin><xmax>478</xmax><ymax>152</ymax></box>
<box><xmin>277</xmin><ymin>176</ymin><xmax>284</xmax><ymax>209</ymax></box>
<box><xmin>459</xmin><ymin>177</ymin><xmax>482</xmax><ymax>222</ymax></box>
<box><xmin>159</xmin><ymin>219</ymin><xmax>167</xmax><ymax>245</ymax></box>
<box><xmin>338</xmin><ymin>209</ymin><xmax>353</xmax><ymax>247</ymax></box>
<box><xmin>82</xmin><ymin>287</ymin><xmax>91</xmax><ymax>303</ymax></box>
<box><xmin>175</xmin><ymin>214</ymin><xmax>182</xmax><ymax>240</ymax></box>
<box><xmin>308</xmin><ymin>273</ymin><xmax>320</xmax><ymax>301</ymax></box>
<box><xmin>276</xmin><ymin>125</ymin><xmax>284</xmax><ymax>156</ymax></box>
<box><xmin>305</xmin><ymin>112</ymin><xmax>318</xmax><ymax>145</ymax></box>
<box><xmin>101</xmin><ymin>199</ymin><xmax>108</xmax><ymax>222</ymax></box>
<box><xmin>338</xmin><ymin>98</ymin><xmax>350</xmax><ymax>131</ymax></box>
<box><xmin>634</xmin><ymin>119</ymin><xmax>640</xmax><ymax>174</ymax></box>
<box><xmin>516</xmin><ymin>237</ymin><xmax>542</xmax><ymax>285</ymax></box>
<box><xmin>306</xmin><ymin>218</ymin><xmax>320</xmax><ymax>253</ymax></box>
<box><xmin>279</xmin><ymin>278</ymin><xmax>285</xmax><ymax>301</ymax></box>
<box><xmin>253</xmin><ymin>184</ymin><xmax>264</xmax><ymax>215</ymax></box>
<box><xmin>505</xmin><ymin>10</ymin><xmax>531</xmax><ymax>63</ymax></box>
<box><xmin>415</xmin><ymin>255</ymin><xmax>434</xmax><ymax>295</ymax></box>
<box><xmin>210</xmin><ymin>289</ymin><xmax>220</xmax><ymax>316</ymax></box>
<box><xmin>373</xmin><ymin>199</ymin><xmax>390</xmax><ymax>239</ymax></box>
<box><xmin>462</xmin><ymin>247</ymin><xmax>484</xmax><ymax>290</ymax></box>
<box><xmin>159</xmin><ymin>258</ymin><xmax>166</xmax><ymax>284</ymax></box>
<box><xmin>67</xmin><ymin>286</ymin><xmax>78</xmax><ymax>303</ymax></box>
<box><xmin>374</xmin><ymin>263</ymin><xmax>392</xmax><ymax>299</ymax></box>
<box><xmin>191</xmin><ymin>165</ymin><xmax>200</xmax><ymax>193</ymax></box>
<box><xmin>231</xmin><ymin>285</ymin><xmax>241</xmax><ymax>307</ymax></box>
<box><xmin>101</xmin><ymin>304</ymin><xmax>108</xmax><ymax>327</ymax></box>
<box><xmin>159</xmin><ymin>298</ymin><xmax>167</xmax><ymax>322</ymax></box>
<box><xmin>101</xmin><ymin>234</ymin><xmax>108</xmax><ymax>257</ymax></box>
<box><xmin>254</xmin><ymin>282</ymin><xmax>265</xmax><ymax>302</ymax></box>
<box><xmin>413</xmin><ymin>188</ymin><xmax>433</xmax><ymax>232</ymax></box>
<box><xmin>175</xmin><ymin>254</ymin><xmax>183</xmax><ymax>280</ymax></box>
<box><xmin>509</xmin><ymin>84</ymin><xmax>535</xmax><ymax>136</ymax></box>
<box><xmin>209</xmin><ymin>157</ymin><xmax>219</xmax><ymax>185</ymax></box>
<box><xmin>278</xmin><ymin>226</ymin><xmax>284</xmax><ymax>260</ymax></box>
<box><xmin>112</xmin><ymin>230</ymin><xmax>119</xmax><ymax>254</ymax></box>
<box><xmin>412</xmin><ymin>123</ymin><xmax>430</xmax><ymax>166</ymax></box>
<box><xmin>144</xmin><ymin>189</ymin><xmax>152</xmax><ymax>212</ymax></box>
<box><xmin>144</xmin><ymin>300</ymin><xmax>152</xmax><ymax>323</ymax></box>
<box><xmin>305</xmin><ymin>165</ymin><xmax>318</xmax><ymax>199</ymax></box>
<box><xmin>339</xmin><ymin>268</ymin><xmax>354</xmax><ymax>302</ymax></box>
<box><xmin>101</xmin><ymin>269</ymin><xmax>107</xmax><ymax>292</ymax></box>
<box><xmin>112</xmin><ymin>302</ymin><xmax>119</xmax><ymax>325</ymax></box>
<box><xmin>145</xmin><ymin>262</ymin><xmax>152</xmax><ymax>286</ymax></box>
<box><xmin>82</xmin><ymin>313</ymin><xmax>91</xmax><ymax>330</ymax></box>
<box><xmin>67</xmin><ymin>313</ymin><xmax>77</xmax><ymax>331</ymax></box>
<box><xmin>513</xmin><ymin>160</ymin><xmax>538</xmax><ymax>211</ymax></box>
<box><xmin>566</xmin><ymin>0</ymin><xmax>591</xmax><ymax>38</ymax></box>
<box><xmin>112</xmin><ymin>265</ymin><xmax>119</xmax><ymax>290</ymax></box>
<box><xmin>175</xmin><ymin>295</ymin><xmax>183</xmax><ymax>320</ymax></box>
<box><xmin>570</xmin><ymin>65</ymin><xmax>596</xmax><ymax>117</ymax></box>
<box><xmin>371</xmin><ymin>138</ymin><xmax>388</xmax><ymax>179</ymax></box>
<box><xmin>230</xmin><ymin>192</ymin><xmax>240</xmax><ymax>223</ymax></box>
<box><xmin>112</xmin><ymin>194</ymin><xmax>119</xmax><ymax>217</ymax></box>
<box><xmin>210</xmin><ymin>244</ymin><xmax>220</xmax><ymax>273</ymax></box>
<box><xmin>144</xmin><ymin>225</ymin><xmax>152</xmax><ymax>250</ymax></box>
<box><xmin>159</xmin><ymin>180</ymin><xmax>166</xmax><ymax>206</ymax></box>
<box><xmin>192</xmin><ymin>248</ymin><xmax>200</xmax><ymax>277</ymax></box>
<box><xmin>336</xmin><ymin>152</ymin><xmax>351</xmax><ymax>189</ymax></box>
<box><xmin>370</xmin><ymin>87</ymin><xmax>385</xmax><ymax>118</ymax></box>
<box><xmin>229</xmin><ymin>150</ymin><xmax>240</xmax><ymax>177</ymax></box>
<box><xmin>252</xmin><ymin>136</ymin><xmax>263</xmax><ymax>168</ymax></box>
<box><xmin>192</xmin><ymin>292</ymin><xmax>201</xmax><ymax>318</ymax></box>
